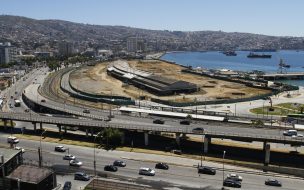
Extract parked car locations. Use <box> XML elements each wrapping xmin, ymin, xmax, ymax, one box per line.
<box><xmin>283</xmin><ymin>129</ymin><xmax>297</xmax><ymax>136</ymax></box>
<box><xmin>192</xmin><ymin>127</ymin><xmax>204</xmax><ymax>134</ymax></box>
<box><xmin>63</xmin><ymin>154</ymin><xmax>76</xmax><ymax>160</ymax></box>
<box><xmin>139</xmin><ymin>167</ymin><xmax>155</xmax><ymax>176</ymax></box>
<box><xmin>155</xmin><ymin>163</ymin><xmax>169</xmax><ymax>170</ymax></box>
<box><xmin>265</xmin><ymin>179</ymin><xmax>282</xmax><ymax>187</ymax></box>
<box><xmin>104</xmin><ymin>165</ymin><xmax>118</xmax><ymax>172</ymax></box>
<box><xmin>223</xmin><ymin>179</ymin><xmax>242</xmax><ymax>188</ymax></box>
<box><xmin>63</xmin><ymin>181</ymin><xmax>72</xmax><ymax>190</ymax></box>
<box><xmin>113</xmin><ymin>160</ymin><xmax>126</xmax><ymax>167</ymax></box>
<box><xmin>83</xmin><ymin>109</ymin><xmax>90</xmax><ymax>114</ymax></box>
<box><xmin>198</xmin><ymin>166</ymin><xmax>216</xmax><ymax>175</ymax></box>
<box><xmin>74</xmin><ymin>172</ymin><xmax>90</xmax><ymax>181</ymax></box>
<box><xmin>69</xmin><ymin>160</ymin><xmax>83</xmax><ymax>167</ymax></box>
<box><xmin>180</xmin><ymin>120</ymin><xmax>190</xmax><ymax>125</ymax></box>
<box><xmin>227</xmin><ymin>173</ymin><xmax>243</xmax><ymax>181</ymax></box>
<box><xmin>153</xmin><ymin>119</ymin><xmax>165</xmax><ymax>124</ymax></box>
<box><xmin>7</xmin><ymin>136</ymin><xmax>19</xmax><ymax>144</ymax></box>
<box><xmin>55</xmin><ymin>145</ymin><xmax>66</xmax><ymax>152</ymax></box>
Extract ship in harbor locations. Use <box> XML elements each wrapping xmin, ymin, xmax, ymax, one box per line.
<box><xmin>247</xmin><ymin>52</ymin><xmax>272</xmax><ymax>58</ymax></box>
<box><xmin>253</xmin><ymin>49</ymin><xmax>277</xmax><ymax>52</ymax></box>
<box><xmin>223</xmin><ymin>51</ymin><xmax>237</xmax><ymax>56</ymax></box>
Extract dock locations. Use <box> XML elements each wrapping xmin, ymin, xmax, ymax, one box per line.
<box><xmin>261</xmin><ymin>72</ymin><xmax>304</xmax><ymax>80</ymax></box>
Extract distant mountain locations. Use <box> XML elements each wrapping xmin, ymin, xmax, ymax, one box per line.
<box><xmin>0</xmin><ymin>15</ymin><xmax>304</xmax><ymax>51</ymax></box>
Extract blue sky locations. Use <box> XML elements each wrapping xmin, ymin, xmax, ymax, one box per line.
<box><xmin>0</xmin><ymin>0</ymin><xmax>303</xmax><ymax>37</ymax></box>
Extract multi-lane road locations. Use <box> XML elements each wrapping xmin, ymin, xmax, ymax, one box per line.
<box><xmin>1</xmin><ymin>134</ymin><xmax>303</xmax><ymax>190</ymax></box>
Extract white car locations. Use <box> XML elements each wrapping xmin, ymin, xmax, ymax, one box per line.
<box><xmin>292</xmin><ymin>134</ymin><xmax>304</xmax><ymax>138</ymax></box>
<box><xmin>7</xmin><ymin>136</ymin><xmax>19</xmax><ymax>144</ymax></box>
<box><xmin>69</xmin><ymin>160</ymin><xmax>83</xmax><ymax>167</ymax></box>
<box><xmin>14</xmin><ymin>147</ymin><xmax>25</xmax><ymax>153</ymax></box>
<box><xmin>63</xmin><ymin>154</ymin><xmax>76</xmax><ymax>160</ymax></box>
<box><xmin>139</xmin><ymin>167</ymin><xmax>155</xmax><ymax>176</ymax></box>
<box><xmin>227</xmin><ymin>173</ymin><xmax>243</xmax><ymax>181</ymax></box>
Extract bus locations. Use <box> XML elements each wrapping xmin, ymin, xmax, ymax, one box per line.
<box><xmin>14</xmin><ymin>99</ymin><xmax>21</xmax><ymax>107</ymax></box>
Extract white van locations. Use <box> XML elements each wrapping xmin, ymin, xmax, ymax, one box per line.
<box><xmin>7</xmin><ymin>136</ymin><xmax>19</xmax><ymax>144</ymax></box>
<box><xmin>283</xmin><ymin>130</ymin><xmax>297</xmax><ymax>136</ymax></box>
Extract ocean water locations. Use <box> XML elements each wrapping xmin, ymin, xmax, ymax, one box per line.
<box><xmin>161</xmin><ymin>50</ymin><xmax>304</xmax><ymax>86</ymax></box>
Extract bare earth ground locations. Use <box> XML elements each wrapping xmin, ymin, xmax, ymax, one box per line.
<box><xmin>69</xmin><ymin>60</ymin><xmax>271</xmax><ymax>102</ymax></box>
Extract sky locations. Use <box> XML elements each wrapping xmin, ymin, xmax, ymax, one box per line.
<box><xmin>0</xmin><ymin>0</ymin><xmax>303</xmax><ymax>37</ymax></box>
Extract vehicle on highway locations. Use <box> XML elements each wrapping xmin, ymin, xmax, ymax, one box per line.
<box><xmin>155</xmin><ymin>163</ymin><xmax>169</xmax><ymax>170</ymax></box>
<box><xmin>192</xmin><ymin>127</ymin><xmax>204</xmax><ymax>134</ymax></box>
<box><xmin>41</xmin><ymin>99</ymin><xmax>46</xmax><ymax>103</ymax></box>
<box><xmin>14</xmin><ymin>99</ymin><xmax>21</xmax><ymax>107</ymax></box>
<box><xmin>55</xmin><ymin>145</ymin><xmax>66</xmax><ymax>152</ymax></box>
<box><xmin>153</xmin><ymin>119</ymin><xmax>165</xmax><ymax>124</ymax></box>
<box><xmin>292</xmin><ymin>134</ymin><xmax>304</xmax><ymax>138</ymax></box>
<box><xmin>14</xmin><ymin>147</ymin><xmax>25</xmax><ymax>153</ymax></box>
<box><xmin>139</xmin><ymin>167</ymin><xmax>155</xmax><ymax>176</ymax></box>
<box><xmin>223</xmin><ymin>178</ymin><xmax>242</xmax><ymax>188</ymax></box>
<box><xmin>113</xmin><ymin>160</ymin><xmax>126</xmax><ymax>167</ymax></box>
<box><xmin>74</xmin><ymin>172</ymin><xmax>90</xmax><ymax>181</ymax></box>
<box><xmin>63</xmin><ymin>154</ymin><xmax>76</xmax><ymax>160</ymax></box>
<box><xmin>83</xmin><ymin>109</ymin><xmax>90</xmax><ymax>114</ymax></box>
<box><xmin>9</xmin><ymin>104</ymin><xmax>13</xmax><ymax>108</ymax></box>
<box><xmin>265</xmin><ymin>179</ymin><xmax>282</xmax><ymax>187</ymax></box>
<box><xmin>104</xmin><ymin>165</ymin><xmax>118</xmax><ymax>172</ymax></box>
<box><xmin>69</xmin><ymin>160</ymin><xmax>83</xmax><ymax>167</ymax></box>
<box><xmin>63</xmin><ymin>181</ymin><xmax>72</xmax><ymax>190</ymax></box>
<box><xmin>283</xmin><ymin>129</ymin><xmax>297</xmax><ymax>136</ymax></box>
<box><xmin>227</xmin><ymin>173</ymin><xmax>243</xmax><ymax>181</ymax></box>
<box><xmin>198</xmin><ymin>166</ymin><xmax>216</xmax><ymax>175</ymax></box>
<box><xmin>7</xmin><ymin>136</ymin><xmax>19</xmax><ymax>144</ymax></box>
<box><xmin>180</xmin><ymin>120</ymin><xmax>190</xmax><ymax>125</ymax></box>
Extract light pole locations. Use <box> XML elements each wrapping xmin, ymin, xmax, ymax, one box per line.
<box><xmin>222</xmin><ymin>150</ymin><xmax>226</xmax><ymax>188</ymax></box>
<box><xmin>93</xmin><ymin>131</ymin><xmax>102</xmax><ymax>189</ymax></box>
<box><xmin>39</xmin><ymin>129</ymin><xmax>46</xmax><ymax>167</ymax></box>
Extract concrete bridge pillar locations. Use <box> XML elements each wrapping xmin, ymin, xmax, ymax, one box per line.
<box><xmin>263</xmin><ymin>142</ymin><xmax>271</xmax><ymax>166</ymax></box>
<box><xmin>204</xmin><ymin>136</ymin><xmax>211</xmax><ymax>154</ymax></box>
<box><xmin>64</xmin><ymin>126</ymin><xmax>67</xmax><ymax>134</ymax></box>
<box><xmin>144</xmin><ymin>132</ymin><xmax>149</xmax><ymax>146</ymax></box>
<box><xmin>39</xmin><ymin>123</ymin><xmax>43</xmax><ymax>130</ymax></box>
<box><xmin>90</xmin><ymin>127</ymin><xmax>94</xmax><ymax>137</ymax></box>
<box><xmin>175</xmin><ymin>133</ymin><xmax>181</xmax><ymax>146</ymax></box>
<box><xmin>57</xmin><ymin>124</ymin><xmax>61</xmax><ymax>133</ymax></box>
<box><xmin>33</xmin><ymin>122</ymin><xmax>37</xmax><ymax>132</ymax></box>
<box><xmin>85</xmin><ymin>129</ymin><xmax>89</xmax><ymax>138</ymax></box>
<box><xmin>121</xmin><ymin>131</ymin><xmax>125</xmax><ymax>145</ymax></box>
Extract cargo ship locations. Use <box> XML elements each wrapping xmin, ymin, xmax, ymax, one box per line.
<box><xmin>247</xmin><ymin>52</ymin><xmax>272</xmax><ymax>58</ymax></box>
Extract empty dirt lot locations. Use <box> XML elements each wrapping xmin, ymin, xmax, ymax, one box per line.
<box><xmin>69</xmin><ymin>60</ymin><xmax>271</xmax><ymax>102</ymax></box>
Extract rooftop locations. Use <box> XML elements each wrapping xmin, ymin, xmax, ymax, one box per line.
<box><xmin>0</xmin><ymin>148</ymin><xmax>21</xmax><ymax>164</ymax></box>
<box><xmin>6</xmin><ymin>165</ymin><xmax>53</xmax><ymax>184</ymax></box>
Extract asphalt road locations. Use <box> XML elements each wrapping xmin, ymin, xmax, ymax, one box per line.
<box><xmin>0</xmin><ymin>134</ymin><xmax>303</xmax><ymax>190</ymax></box>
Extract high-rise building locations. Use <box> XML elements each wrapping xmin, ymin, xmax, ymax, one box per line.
<box><xmin>0</xmin><ymin>42</ymin><xmax>18</xmax><ymax>64</ymax></box>
<box><xmin>58</xmin><ymin>41</ymin><xmax>74</xmax><ymax>56</ymax></box>
<box><xmin>127</xmin><ymin>37</ymin><xmax>146</xmax><ymax>52</ymax></box>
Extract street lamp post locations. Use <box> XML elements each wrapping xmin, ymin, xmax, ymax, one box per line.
<box><xmin>39</xmin><ymin>129</ymin><xmax>46</xmax><ymax>167</ymax></box>
<box><xmin>222</xmin><ymin>150</ymin><xmax>226</xmax><ymax>188</ymax></box>
<box><xmin>93</xmin><ymin>131</ymin><xmax>102</xmax><ymax>190</ymax></box>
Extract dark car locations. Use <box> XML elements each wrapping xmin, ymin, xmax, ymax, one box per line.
<box><xmin>180</xmin><ymin>120</ymin><xmax>190</xmax><ymax>125</ymax></box>
<box><xmin>198</xmin><ymin>166</ymin><xmax>216</xmax><ymax>175</ymax></box>
<box><xmin>113</xmin><ymin>160</ymin><xmax>126</xmax><ymax>167</ymax></box>
<box><xmin>153</xmin><ymin>119</ymin><xmax>165</xmax><ymax>124</ymax></box>
<box><xmin>192</xmin><ymin>127</ymin><xmax>204</xmax><ymax>134</ymax></box>
<box><xmin>104</xmin><ymin>165</ymin><xmax>118</xmax><ymax>172</ymax></box>
<box><xmin>41</xmin><ymin>99</ymin><xmax>46</xmax><ymax>103</ymax></box>
<box><xmin>265</xmin><ymin>179</ymin><xmax>282</xmax><ymax>187</ymax></box>
<box><xmin>223</xmin><ymin>179</ymin><xmax>241</xmax><ymax>188</ymax></box>
<box><xmin>155</xmin><ymin>163</ymin><xmax>169</xmax><ymax>170</ymax></box>
<box><xmin>74</xmin><ymin>172</ymin><xmax>90</xmax><ymax>181</ymax></box>
<box><xmin>63</xmin><ymin>181</ymin><xmax>72</xmax><ymax>190</ymax></box>
<box><xmin>83</xmin><ymin>109</ymin><xmax>90</xmax><ymax>114</ymax></box>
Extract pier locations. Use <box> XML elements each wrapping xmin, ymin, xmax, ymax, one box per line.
<box><xmin>261</xmin><ymin>73</ymin><xmax>304</xmax><ymax>80</ymax></box>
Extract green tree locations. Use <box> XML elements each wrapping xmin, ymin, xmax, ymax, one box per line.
<box><xmin>101</xmin><ymin>128</ymin><xmax>123</xmax><ymax>147</ymax></box>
